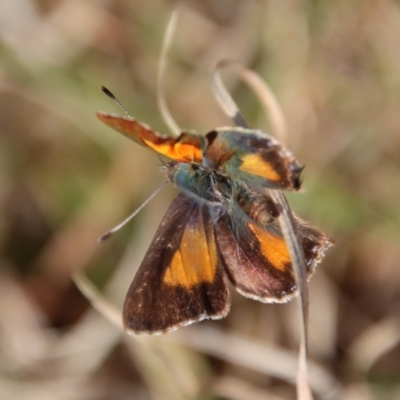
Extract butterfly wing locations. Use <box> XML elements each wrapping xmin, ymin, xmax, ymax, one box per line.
<box><xmin>213</xmin><ymin>205</ymin><xmax>332</xmax><ymax>303</ymax></box>
<box><xmin>123</xmin><ymin>193</ymin><xmax>230</xmax><ymax>334</ymax></box>
<box><xmin>205</xmin><ymin>128</ymin><xmax>303</xmax><ymax>191</ymax></box>
<box><xmin>97</xmin><ymin>112</ymin><xmax>204</xmax><ymax>162</ymax></box>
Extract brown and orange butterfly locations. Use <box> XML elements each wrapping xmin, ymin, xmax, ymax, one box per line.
<box><xmin>97</xmin><ymin>91</ymin><xmax>332</xmax><ymax>335</ymax></box>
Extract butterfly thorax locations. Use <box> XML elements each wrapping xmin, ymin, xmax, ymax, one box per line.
<box><xmin>167</xmin><ymin>161</ymin><xmax>233</xmax><ymax>205</ymax></box>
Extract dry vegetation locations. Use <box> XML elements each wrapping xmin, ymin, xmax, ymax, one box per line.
<box><xmin>1</xmin><ymin>0</ymin><xmax>400</xmax><ymax>399</ymax></box>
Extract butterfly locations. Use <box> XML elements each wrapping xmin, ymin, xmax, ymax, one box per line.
<box><xmin>97</xmin><ymin>104</ymin><xmax>332</xmax><ymax>335</ymax></box>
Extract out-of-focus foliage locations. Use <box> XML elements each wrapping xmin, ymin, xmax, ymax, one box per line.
<box><xmin>1</xmin><ymin>0</ymin><xmax>400</xmax><ymax>399</ymax></box>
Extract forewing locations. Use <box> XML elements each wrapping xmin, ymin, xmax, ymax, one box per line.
<box><xmin>123</xmin><ymin>193</ymin><xmax>230</xmax><ymax>334</ymax></box>
<box><xmin>213</xmin><ymin>207</ymin><xmax>332</xmax><ymax>303</ymax></box>
<box><xmin>205</xmin><ymin>128</ymin><xmax>303</xmax><ymax>190</ymax></box>
<box><xmin>97</xmin><ymin>112</ymin><xmax>204</xmax><ymax>162</ymax></box>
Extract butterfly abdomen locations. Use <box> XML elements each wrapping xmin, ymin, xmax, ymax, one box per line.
<box><xmin>235</xmin><ymin>186</ymin><xmax>281</xmax><ymax>227</ymax></box>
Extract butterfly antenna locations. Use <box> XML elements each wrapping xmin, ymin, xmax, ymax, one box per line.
<box><xmin>156</xmin><ymin>153</ymin><xmax>168</xmax><ymax>167</ymax></box>
<box><xmin>157</xmin><ymin>10</ymin><xmax>181</xmax><ymax>136</ymax></box>
<box><xmin>101</xmin><ymin>86</ymin><xmax>132</xmax><ymax>118</ymax></box>
<box><xmin>98</xmin><ymin>181</ymin><xmax>169</xmax><ymax>243</ymax></box>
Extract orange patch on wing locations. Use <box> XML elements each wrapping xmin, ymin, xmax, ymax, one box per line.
<box><xmin>143</xmin><ymin>137</ymin><xmax>203</xmax><ymax>163</ymax></box>
<box><xmin>239</xmin><ymin>153</ymin><xmax>281</xmax><ymax>181</ymax></box>
<box><xmin>249</xmin><ymin>224</ymin><xmax>290</xmax><ymax>271</ymax></box>
<box><xmin>163</xmin><ymin>222</ymin><xmax>217</xmax><ymax>288</ymax></box>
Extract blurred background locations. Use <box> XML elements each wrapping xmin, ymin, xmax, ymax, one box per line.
<box><xmin>1</xmin><ymin>0</ymin><xmax>400</xmax><ymax>399</ymax></box>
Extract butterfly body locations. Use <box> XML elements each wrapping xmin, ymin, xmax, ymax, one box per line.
<box><xmin>97</xmin><ymin>112</ymin><xmax>332</xmax><ymax>334</ymax></box>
